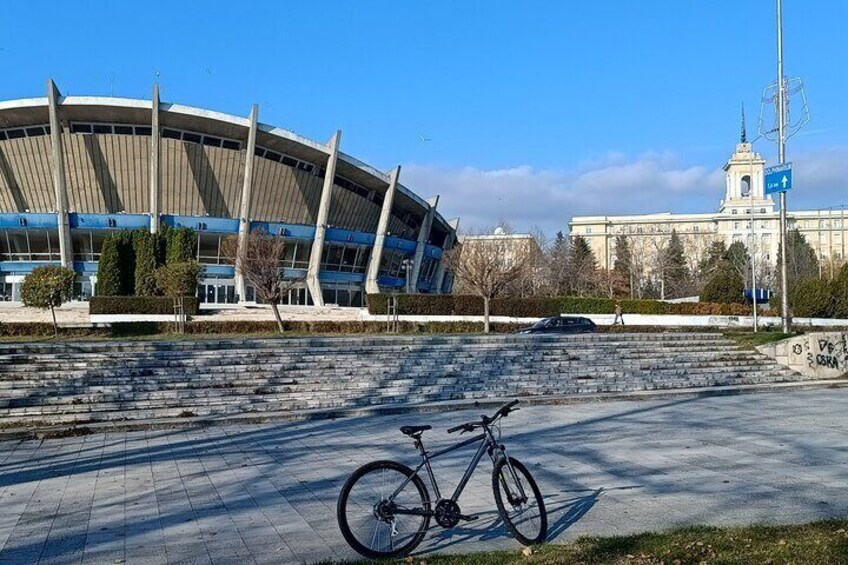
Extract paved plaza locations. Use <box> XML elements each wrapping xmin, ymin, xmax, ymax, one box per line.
<box><xmin>2</xmin><ymin>389</ymin><xmax>848</xmax><ymax>564</ymax></box>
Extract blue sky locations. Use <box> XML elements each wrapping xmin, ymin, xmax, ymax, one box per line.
<box><xmin>1</xmin><ymin>1</ymin><xmax>846</xmax><ymax>233</ymax></box>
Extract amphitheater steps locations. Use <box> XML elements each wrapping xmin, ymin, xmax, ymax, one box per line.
<box><xmin>0</xmin><ymin>333</ymin><xmax>819</xmax><ymax>430</ymax></box>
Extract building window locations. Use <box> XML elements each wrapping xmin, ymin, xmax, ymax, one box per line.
<box><xmin>732</xmin><ymin>209</ymin><xmax>738</xmax><ymax>215</ymax></box>
<box><xmin>586</xmin><ymin>227</ymin><xmax>592</xmax><ymax>234</ymax></box>
<box><xmin>321</xmin><ymin>242</ymin><xmax>370</xmax><ymax>273</ymax></box>
<box><xmin>0</xmin><ymin>124</ymin><xmax>50</xmax><ymax>140</ymax></box>
<box><xmin>255</xmin><ymin>146</ymin><xmax>316</xmax><ymax>173</ymax></box>
<box><xmin>195</xmin><ymin>233</ymin><xmax>238</xmax><ymax>266</ymax></box>
<box><xmin>0</xmin><ymin>228</ymin><xmax>61</xmax><ymax>262</ymax></box>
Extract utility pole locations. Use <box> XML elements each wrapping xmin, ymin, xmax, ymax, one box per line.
<box><xmin>776</xmin><ymin>0</ymin><xmax>790</xmax><ymax>333</ymax></box>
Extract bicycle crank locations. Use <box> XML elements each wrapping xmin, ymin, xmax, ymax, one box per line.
<box><xmin>434</xmin><ymin>500</ymin><xmax>478</xmax><ymax>528</ymax></box>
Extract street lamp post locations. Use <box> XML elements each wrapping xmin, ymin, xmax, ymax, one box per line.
<box><xmin>776</xmin><ymin>0</ymin><xmax>790</xmax><ymax>333</ymax></box>
<box><xmin>401</xmin><ymin>258</ymin><xmax>412</xmax><ymax>294</ymax></box>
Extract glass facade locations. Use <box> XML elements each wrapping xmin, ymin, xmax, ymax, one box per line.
<box><xmin>196</xmin><ymin>233</ymin><xmax>238</xmax><ymax>265</ymax></box>
<box><xmin>0</xmin><ymin>221</ymin><xmax>448</xmax><ymax>303</ymax></box>
<box><xmin>321</xmin><ymin>242</ymin><xmax>370</xmax><ymax>273</ymax></box>
<box><xmin>321</xmin><ymin>282</ymin><xmax>365</xmax><ymax>307</ymax></box>
<box><xmin>379</xmin><ymin>248</ymin><xmax>413</xmax><ymax>278</ymax></box>
<box><xmin>0</xmin><ymin>229</ymin><xmax>61</xmax><ymax>261</ymax></box>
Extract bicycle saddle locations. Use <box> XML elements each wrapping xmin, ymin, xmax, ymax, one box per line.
<box><xmin>400</xmin><ymin>425</ymin><xmax>431</xmax><ymax>437</ymax></box>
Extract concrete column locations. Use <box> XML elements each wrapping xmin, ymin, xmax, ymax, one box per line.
<box><xmin>431</xmin><ymin>217</ymin><xmax>459</xmax><ymax>294</ymax></box>
<box><xmin>364</xmin><ymin>166</ymin><xmax>400</xmax><ymax>295</ymax></box>
<box><xmin>235</xmin><ymin>105</ymin><xmax>259</xmax><ymax>301</ymax></box>
<box><xmin>409</xmin><ymin>195</ymin><xmax>439</xmax><ymax>293</ymax></box>
<box><xmin>305</xmin><ymin>131</ymin><xmax>341</xmax><ymax>307</ymax></box>
<box><xmin>47</xmin><ymin>79</ymin><xmax>73</xmax><ymax>268</ymax></box>
<box><xmin>149</xmin><ymin>84</ymin><xmax>161</xmax><ymax>233</ymax></box>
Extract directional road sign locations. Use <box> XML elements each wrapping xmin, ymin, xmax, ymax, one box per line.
<box><xmin>765</xmin><ymin>162</ymin><xmax>792</xmax><ymax>195</ymax></box>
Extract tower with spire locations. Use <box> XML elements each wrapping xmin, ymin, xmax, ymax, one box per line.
<box><xmin>719</xmin><ymin>106</ymin><xmax>773</xmax><ymax>214</ymax></box>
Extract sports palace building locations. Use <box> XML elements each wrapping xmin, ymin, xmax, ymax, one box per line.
<box><xmin>0</xmin><ymin>80</ymin><xmax>458</xmax><ymax>307</ymax></box>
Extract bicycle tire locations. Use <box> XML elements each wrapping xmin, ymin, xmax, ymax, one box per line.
<box><xmin>337</xmin><ymin>460</ymin><xmax>431</xmax><ymax>559</ymax></box>
<box><xmin>492</xmin><ymin>456</ymin><xmax>547</xmax><ymax>545</ymax></box>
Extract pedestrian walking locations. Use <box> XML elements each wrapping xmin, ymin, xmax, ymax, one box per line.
<box><xmin>613</xmin><ymin>302</ymin><xmax>624</xmax><ymax>325</ymax></box>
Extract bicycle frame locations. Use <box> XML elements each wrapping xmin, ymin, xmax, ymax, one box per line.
<box><xmin>389</xmin><ymin>421</ymin><xmax>525</xmax><ymax>515</ymax></box>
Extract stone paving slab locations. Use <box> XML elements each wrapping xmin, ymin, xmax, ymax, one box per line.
<box><xmin>2</xmin><ymin>389</ymin><xmax>848</xmax><ymax>564</ymax></box>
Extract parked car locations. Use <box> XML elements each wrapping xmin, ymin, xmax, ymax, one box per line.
<box><xmin>516</xmin><ymin>316</ymin><xmax>596</xmax><ymax>334</ymax></box>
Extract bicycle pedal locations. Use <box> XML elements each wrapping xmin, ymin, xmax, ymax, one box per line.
<box><xmin>458</xmin><ymin>514</ymin><xmax>478</xmax><ymax>522</ymax></box>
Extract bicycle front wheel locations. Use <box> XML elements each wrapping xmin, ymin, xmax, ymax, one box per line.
<box><xmin>337</xmin><ymin>460</ymin><xmax>431</xmax><ymax>559</ymax></box>
<box><xmin>492</xmin><ymin>456</ymin><xmax>547</xmax><ymax>545</ymax></box>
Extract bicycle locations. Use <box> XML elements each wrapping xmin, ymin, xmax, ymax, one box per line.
<box><xmin>336</xmin><ymin>400</ymin><xmax>547</xmax><ymax>559</ymax></box>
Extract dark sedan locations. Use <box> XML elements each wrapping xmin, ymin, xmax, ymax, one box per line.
<box><xmin>516</xmin><ymin>316</ymin><xmax>597</xmax><ymax>334</ymax></box>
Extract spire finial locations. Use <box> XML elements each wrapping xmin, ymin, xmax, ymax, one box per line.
<box><xmin>740</xmin><ymin>102</ymin><xmax>748</xmax><ymax>143</ymax></box>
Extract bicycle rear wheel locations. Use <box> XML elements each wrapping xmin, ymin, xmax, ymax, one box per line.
<box><xmin>492</xmin><ymin>456</ymin><xmax>547</xmax><ymax>545</ymax></box>
<box><xmin>337</xmin><ymin>460</ymin><xmax>431</xmax><ymax>559</ymax></box>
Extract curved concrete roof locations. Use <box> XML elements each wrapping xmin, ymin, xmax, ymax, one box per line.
<box><xmin>0</xmin><ymin>94</ymin><xmax>452</xmax><ymax>238</ymax></box>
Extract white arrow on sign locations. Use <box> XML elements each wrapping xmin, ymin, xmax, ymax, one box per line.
<box><xmin>782</xmin><ymin>175</ymin><xmax>788</xmax><ymax>188</ymax></box>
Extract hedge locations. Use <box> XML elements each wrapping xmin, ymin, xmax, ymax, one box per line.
<box><xmin>366</xmin><ymin>294</ymin><xmax>752</xmax><ymax>317</ymax></box>
<box><xmin>89</xmin><ymin>296</ymin><xmax>199</xmax><ymax>316</ymax></box>
<box><xmin>0</xmin><ymin>320</ymin><xmax>526</xmax><ymax>338</ymax></box>
<box><xmin>0</xmin><ymin>321</ymin><xmax>766</xmax><ymax>339</ymax></box>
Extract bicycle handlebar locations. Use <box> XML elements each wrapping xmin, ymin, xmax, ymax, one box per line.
<box><xmin>447</xmin><ymin>400</ymin><xmax>520</xmax><ymax>434</ymax></box>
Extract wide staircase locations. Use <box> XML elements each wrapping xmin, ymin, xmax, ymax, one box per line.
<box><xmin>0</xmin><ymin>333</ymin><xmax>810</xmax><ymax>431</ymax></box>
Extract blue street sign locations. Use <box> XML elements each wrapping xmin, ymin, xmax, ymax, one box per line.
<box><xmin>765</xmin><ymin>162</ymin><xmax>792</xmax><ymax>194</ymax></box>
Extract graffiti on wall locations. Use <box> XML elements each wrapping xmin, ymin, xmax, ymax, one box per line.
<box><xmin>791</xmin><ymin>335</ymin><xmax>848</xmax><ymax>371</ymax></box>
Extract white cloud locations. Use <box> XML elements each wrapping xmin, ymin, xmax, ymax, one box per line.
<box><xmin>404</xmin><ymin>146</ymin><xmax>848</xmax><ymax>236</ymax></box>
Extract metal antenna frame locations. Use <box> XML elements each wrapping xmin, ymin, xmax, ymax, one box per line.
<box><xmin>758</xmin><ymin>76</ymin><xmax>810</xmax><ymax>143</ymax></box>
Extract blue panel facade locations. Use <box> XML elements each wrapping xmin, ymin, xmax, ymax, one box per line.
<box><xmin>202</xmin><ymin>265</ymin><xmax>236</xmax><ymax>277</ymax></box>
<box><xmin>69</xmin><ymin>213</ymin><xmax>149</xmax><ymax>230</ymax></box>
<box><xmin>250</xmin><ymin>221</ymin><xmax>316</xmax><ymax>240</ymax></box>
<box><xmin>72</xmin><ymin>261</ymin><xmax>99</xmax><ymax>275</ymax></box>
<box><xmin>424</xmin><ymin>244</ymin><xmax>443</xmax><ymax>260</ymax></box>
<box><xmin>163</xmin><ymin>215</ymin><xmax>239</xmax><ymax>234</ymax></box>
<box><xmin>2</xmin><ymin>212</ymin><xmax>446</xmax><ymax>303</ymax></box>
<box><xmin>326</xmin><ymin>227</ymin><xmax>376</xmax><ymax>246</ymax></box>
<box><xmin>319</xmin><ymin>271</ymin><xmax>366</xmax><ymax>283</ymax></box>
<box><xmin>0</xmin><ymin>261</ymin><xmax>60</xmax><ymax>274</ymax></box>
<box><xmin>378</xmin><ymin>276</ymin><xmax>406</xmax><ymax>287</ymax></box>
<box><xmin>0</xmin><ymin>213</ymin><xmax>58</xmax><ymax>229</ymax></box>
<box><xmin>384</xmin><ymin>236</ymin><xmax>418</xmax><ymax>253</ymax></box>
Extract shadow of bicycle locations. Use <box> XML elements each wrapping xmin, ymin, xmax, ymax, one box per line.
<box><xmin>419</xmin><ymin>485</ymin><xmax>640</xmax><ymax>554</ymax></box>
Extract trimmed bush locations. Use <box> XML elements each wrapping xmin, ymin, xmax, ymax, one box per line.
<box><xmin>789</xmin><ymin>278</ymin><xmax>834</xmax><ymax>318</ymax></box>
<box><xmin>166</xmin><ymin>226</ymin><xmax>197</xmax><ymax>264</ymax></box>
<box><xmin>366</xmin><ymin>294</ymin><xmax>751</xmax><ymax>317</ymax></box>
<box><xmin>89</xmin><ymin>296</ymin><xmax>199</xmax><ymax>315</ymax></box>
<box><xmin>96</xmin><ymin>234</ymin><xmax>122</xmax><ymax>296</ymax></box>
<box><xmin>133</xmin><ymin>230</ymin><xmax>159</xmax><ymax>296</ymax></box>
<box><xmin>701</xmin><ymin>268</ymin><xmax>746</xmax><ymax>305</ymax></box>
<box><xmin>831</xmin><ymin>264</ymin><xmax>848</xmax><ymax>319</ymax></box>
<box><xmin>21</xmin><ymin>265</ymin><xmax>77</xmax><ymax>335</ymax></box>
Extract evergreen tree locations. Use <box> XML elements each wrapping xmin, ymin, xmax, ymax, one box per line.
<box><xmin>548</xmin><ymin>231</ymin><xmax>571</xmax><ymax>296</ymax></box>
<box><xmin>662</xmin><ymin>230</ymin><xmax>689</xmax><ymax>298</ymax></box>
<box><xmin>697</xmin><ymin>240</ymin><xmax>728</xmax><ymax>280</ymax></box>
<box><xmin>725</xmin><ymin>241</ymin><xmax>752</xmax><ymax>287</ymax></box>
<box><xmin>133</xmin><ymin>230</ymin><xmax>159</xmax><ymax>296</ymax></box>
<box><xmin>773</xmin><ymin>229</ymin><xmax>819</xmax><ymax>309</ymax></box>
<box><xmin>117</xmin><ymin>230</ymin><xmax>136</xmax><ymax>295</ymax></box>
<box><xmin>612</xmin><ymin>235</ymin><xmax>632</xmax><ymax>297</ymax></box>
<box><xmin>166</xmin><ymin>226</ymin><xmax>197</xmax><ymax>264</ymax></box>
<box><xmin>701</xmin><ymin>264</ymin><xmax>745</xmax><ymax>304</ymax></box>
<box><xmin>570</xmin><ymin>235</ymin><xmax>597</xmax><ymax>297</ymax></box>
<box><xmin>96</xmin><ymin>233</ymin><xmax>122</xmax><ymax>296</ymax></box>
<box><xmin>832</xmin><ymin>263</ymin><xmax>848</xmax><ymax>318</ymax></box>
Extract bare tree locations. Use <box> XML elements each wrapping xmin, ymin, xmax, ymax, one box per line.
<box><xmin>224</xmin><ymin>229</ymin><xmax>295</xmax><ymax>333</ymax></box>
<box><xmin>445</xmin><ymin>230</ymin><xmax>532</xmax><ymax>333</ymax></box>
